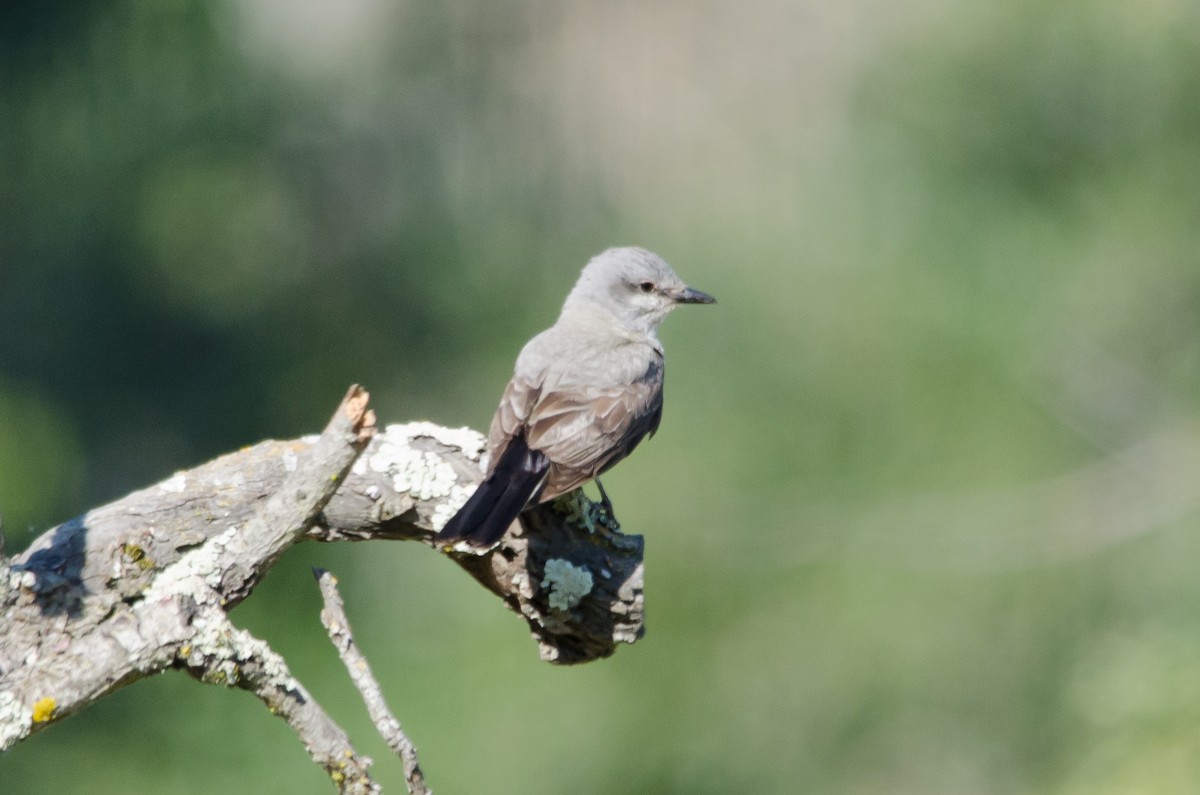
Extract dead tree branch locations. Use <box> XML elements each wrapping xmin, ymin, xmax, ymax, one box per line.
<box><xmin>0</xmin><ymin>384</ymin><xmax>645</xmax><ymax>789</ymax></box>
<box><xmin>316</xmin><ymin>568</ymin><xmax>429</xmax><ymax>795</ymax></box>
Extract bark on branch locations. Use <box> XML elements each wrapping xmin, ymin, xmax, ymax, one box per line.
<box><xmin>316</xmin><ymin>568</ymin><xmax>429</xmax><ymax>795</ymax></box>
<box><xmin>0</xmin><ymin>385</ymin><xmax>645</xmax><ymax>789</ymax></box>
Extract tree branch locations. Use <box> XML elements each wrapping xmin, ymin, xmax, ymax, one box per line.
<box><xmin>0</xmin><ymin>384</ymin><xmax>646</xmax><ymax>784</ymax></box>
<box><xmin>179</xmin><ymin>606</ymin><xmax>379</xmax><ymax>795</ymax></box>
<box><xmin>316</xmin><ymin>568</ymin><xmax>429</xmax><ymax>795</ymax></box>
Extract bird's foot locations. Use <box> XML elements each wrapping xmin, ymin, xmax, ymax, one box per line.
<box><xmin>592</xmin><ymin>479</ymin><xmax>621</xmax><ymax>533</ymax></box>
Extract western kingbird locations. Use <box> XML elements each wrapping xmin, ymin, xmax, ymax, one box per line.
<box><xmin>436</xmin><ymin>246</ymin><xmax>715</xmax><ymax>549</ymax></box>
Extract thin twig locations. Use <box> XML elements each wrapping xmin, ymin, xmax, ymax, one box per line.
<box><xmin>315</xmin><ymin>568</ymin><xmax>431</xmax><ymax>795</ymax></box>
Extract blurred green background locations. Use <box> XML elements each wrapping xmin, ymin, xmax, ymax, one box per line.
<box><xmin>4</xmin><ymin>0</ymin><xmax>1200</xmax><ymax>792</ymax></box>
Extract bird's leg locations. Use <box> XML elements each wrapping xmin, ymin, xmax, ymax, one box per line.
<box><xmin>593</xmin><ymin>478</ymin><xmax>620</xmax><ymax>532</ymax></box>
<box><xmin>594</xmin><ymin>478</ymin><xmax>614</xmax><ymax>515</ymax></box>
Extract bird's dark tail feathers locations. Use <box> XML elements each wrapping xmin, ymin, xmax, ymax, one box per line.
<box><xmin>436</xmin><ymin>434</ymin><xmax>549</xmax><ymax>549</ymax></box>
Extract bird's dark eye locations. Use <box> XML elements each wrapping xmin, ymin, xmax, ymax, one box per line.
<box><xmin>638</xmin><ymin>281</ymin><xmax>655</xmax><ymax>293</ymax></box>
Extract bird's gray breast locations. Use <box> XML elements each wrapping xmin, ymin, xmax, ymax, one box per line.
<box><xmin>506</xmin><ymin>322</ymin><xmax>664</xmax><ymax>498</ymax></box>
<box><xmin>519</xmin><ymin>321</ymin><xmax>660</xmax><ymax>391</ymax></box>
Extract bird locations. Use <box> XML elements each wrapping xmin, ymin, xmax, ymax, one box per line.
<box><xmin>436</xmin><ymin>246</ymin><xmax>715</xmax><ymax>549</ymax></box>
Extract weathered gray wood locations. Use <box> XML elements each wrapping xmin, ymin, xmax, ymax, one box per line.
<box><xmin>317</xmin><ymin>568</ymin><xmax>429</xmax><ymax>795</ymax></box>
<box><xmin>0</xmin><ymin>384</ymin><xmax>646</xmax><ymax>782</ymax></box>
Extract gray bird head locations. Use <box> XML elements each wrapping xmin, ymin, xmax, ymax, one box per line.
<box><xmin>562</xmin><ymin>247</ymin><xmax>715</xmax><ymax>337</ymax></box>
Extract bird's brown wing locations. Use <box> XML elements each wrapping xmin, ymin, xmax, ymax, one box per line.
<box><xmin>527</xmin><ymin>359</ymin><xmax>664</xmax><ymax>501</ymax></box>
<box><xmin>485</xmin><ymin>370</ymin><xmax>543</xmax><ymax>477</ymax></box>
<box><xmin>437</xmin><ymin>369</ymin><xmax>550</xmax><ymax>548</ymax></box>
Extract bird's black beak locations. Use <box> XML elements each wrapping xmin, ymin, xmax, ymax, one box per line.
<box><xmin>674</xmin><ymin>286</ymin><xmax>717</xmax><ymax>305</ymax></box>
